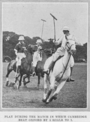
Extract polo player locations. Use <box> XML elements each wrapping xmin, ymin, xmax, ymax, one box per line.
<box><xmin>14</xmin><ymin>36</ymin><xmax>26</xmax><ymax>76</ymax></box>
<box><xmin>32</xmin><ymin>39</ymin><xmax>43</xmax><ymax>76</ymax></box>
<box><xmin>45</xmin><ymin>26</ymin><xmax>80</xmax><ymax>82</ymax></box>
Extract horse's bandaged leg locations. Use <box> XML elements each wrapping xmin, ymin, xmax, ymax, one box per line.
<box><xmin>50</xmin><ymin>74</ymin><xmax>56</xmax><ymax>90</ymax></box>
<box><xmin>44</xmin><ymin>74</ymin><xmax>48</xmax><ymax>89</ymax></box>
<box><xmin>53</xmin><ymin>80</ymin><xmax>66</xmax><ymax>95</ymax></box>
<box><xmin>32</xmin><ymin>52</ymin><xmax>40</xmax><ymax>67</ymax></box>
<box><xmin>43</xmin><ymin>74</ymin><xmax>48</xmax><ymax>99</ymax></box>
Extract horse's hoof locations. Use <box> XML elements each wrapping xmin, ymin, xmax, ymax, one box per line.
<box><xmin>53</xmin><ymin>96</ymin><xmax>57</xmax><ymax>100</ymax></box>
<box><xmin>42</xmin><ymin>99</ymin><xmax>46</xmax><ymax>103</ymax></box>
<box><xmin>49</xmin><ymin>95</ymin><xmax>57</xmax><ymax>102</ymax></box>
<box><xmin>45</xmin><ymin>101</ymin><xmax>49</xmax><ymax>104</ymax></box>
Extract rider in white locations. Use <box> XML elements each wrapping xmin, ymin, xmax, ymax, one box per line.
<box><xmin>45</xmin><ymin>26</ymin><xmax>80</xmax><ymax>82</ymax></box>
<box><xmin>32</xmin><ymin>39</ymin><xmax>43</xmax><ymax>76</ymax></box>
<box><xmin>14</xmin><ymin>36</ymin><xmax>26</xmax><ymax>75</ymax></box>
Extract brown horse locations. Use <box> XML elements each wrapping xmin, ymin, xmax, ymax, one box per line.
<box><xmin>5</xmin><ymin>45</ymin><xmax>33</xmax><ymax>88</ymax></box>
<box><xmin>35</xmin><ymin>49</ymin><xmax>52</xmax><ymax>88</ymax></box>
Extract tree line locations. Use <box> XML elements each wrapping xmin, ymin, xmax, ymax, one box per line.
<box><xmin>3</xmin><ymin>31</ymin><xmax>87</xmax><ymax>62</ymax></box>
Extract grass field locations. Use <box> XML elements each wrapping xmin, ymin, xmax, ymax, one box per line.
<box><xmin>2</xmin><ymin>63</ymin><xmax>87</xmax><ymax>108</ymax></box>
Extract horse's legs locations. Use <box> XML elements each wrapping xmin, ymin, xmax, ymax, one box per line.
<box><xmin>49</xmin><ymin>80</ymin><xmax>66</xmax><ymax>103</ymax></box>
<box><xmin>23</xmin><ymin>75</ymin><xmax>30</xmax><ymax>86</ymax></box>
<box><xmin>45</xmin><ymin>74</ymin><xmax>56</xmax><ymax>103</ymax></box>
<box><xmin>6</xmin><ymin>69</ymin><xmax>12</xmax><ymax>86</ymax></box>
<box><xmin>18</xmin><ymin>75</ymin><xmax>23</xmax><ymax>89</ymax></box>
<box><xmin>23</xmin><ymin>75</ymin><xmax>27</xmax><ymax>86</ymax></box>
<box><xmin>37</xmin><ymin>74</ymin><xmax>40</xmax><ymax>88</ymax></box>
<box><xmin>43</xmin><ymin>74</ymin><xmax>48</xmax><ymax>101</ymax></box>
<box><xmin>14</xmin><ymin>74</ymin><xmax>20</xmax><ymax>87</ymax></box>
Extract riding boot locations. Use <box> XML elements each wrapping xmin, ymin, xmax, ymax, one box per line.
<box><xmin>67</xmin><ymin>67</ymin><xmax>75</xmax><ymax>82</ymax></box>
<box><xmin>70</xmin><ymin>67</ymin><xmax>75</xmax><ymax>81</ymax></box>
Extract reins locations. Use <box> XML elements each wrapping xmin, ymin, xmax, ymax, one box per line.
<box><xmin>56</xmin><ymin>43</ymin><xmax>74</xmax><ymax>82</ymax></box>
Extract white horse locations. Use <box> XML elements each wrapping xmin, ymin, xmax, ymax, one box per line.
<box><xmin>43</xmin><ymin>40</ymin><xmax>76</xmax><ymax>104</ymax></box>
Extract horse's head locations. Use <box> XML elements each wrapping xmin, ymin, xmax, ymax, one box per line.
<box><xmin>27</xmin><ymin>44</ymin><xmax>36</xmax><ymax>54</ymax></box>
<box><xmin>66</xmin><ymin>40</ymin><xmax>76</xmax><ymax>55</ymax></box>
<box><xmin>43</xmin><ymin>48</ymin><xmax>53</xmax><ymax>58</ymax></box>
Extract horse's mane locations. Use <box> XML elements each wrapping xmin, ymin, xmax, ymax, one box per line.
<box><xmin>43</xmin><ymin>49</ymin><xmax>52</xmax><ymax>57</ymax></box>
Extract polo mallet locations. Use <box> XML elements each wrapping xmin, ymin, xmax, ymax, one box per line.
<box><xmin>41</xmin><ymin>19</ymin><xmax>46</xmax><ymax>39</ymax></box>
<box><xmin>50</xmin><ymin>13</ymin><xmax>57</xmax><ymax>42</ymax></box>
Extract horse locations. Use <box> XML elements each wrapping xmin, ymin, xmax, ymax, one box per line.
<box><xmin>14</xmin><ymin>50</ymin><xmax>33</xmax><ymax>89</ymax></box>
<box><xmin>5</xmin><ymin>45</ymin><xmax>33</xmax><ymax>88</ymax></box>
<box><xmin>42</xmin><ymin>40</ymin><xmax>76</xmax><ymax>104</ymax></box>
<box><xmin>35</xmin><ymin>49</ymin><xmax>52</xmax><ymax>88</ymax></box>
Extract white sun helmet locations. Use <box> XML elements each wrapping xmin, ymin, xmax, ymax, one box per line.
<box><xmin>63</xmin><ymin>26</ymin><xmax>70</xmax><ymax>32</ymax></box>
<box><xmin>36</xmin><ymin>39</ymin><xmax>42</xmax><ymax>44</ymax></box>
<box><xmin>18</xmin><ymin>36</ymin><xmax>25</xmax><ymax>41</ymax></box>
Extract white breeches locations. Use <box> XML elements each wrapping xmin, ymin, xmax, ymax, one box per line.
<box><xmin>70</xmin><ymin>55</ymin><xmax>74</xmax><ymax>67</ymax></box>
<box><xmin>32</xmin><ymin>51</ymin><xmax>42</xmax><ymax>67</ymax></box>
<box><xmin>16</xmin><ymin>53</ymin><xmax>26</xmax><ymax>67</ymax></box>
<box><xmin>52</xmin><ymin>47</ymin><xmax>65</xmax><ymax>61</ymax></box>
<box><xmin>44</xmin><ymin>52</ymin><xmax>74</xmax><ymax>72</ymax></box>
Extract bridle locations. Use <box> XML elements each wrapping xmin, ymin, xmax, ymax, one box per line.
<box><xmin>56</xmin><ymin>42</ymin><xmax>75</xmax><ymax>82</ymax></box>
<box><xmin>66</xmin><ymin>41</ymin><xmax>75</xmax><ymax>55</ymax></box>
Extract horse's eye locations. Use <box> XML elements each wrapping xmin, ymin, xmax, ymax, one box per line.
<box><xmin>67</xmin><ymin>41</ymin><xmax>69</xmax><ymax>44</ymax></box>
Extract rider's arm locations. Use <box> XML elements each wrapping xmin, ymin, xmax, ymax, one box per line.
<box><xmin>74</xmin><ymin>36</ymin><xmax>82</xmax><ymax>46</ymax></box>
<box><xmin>54</xmin><ymin>37</ymin><xmax>63</xmax><ymax>46</ymax></box>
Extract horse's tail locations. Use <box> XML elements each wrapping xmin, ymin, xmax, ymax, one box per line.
<box><xmin>3</xmin><ymin>56</ymin><xmax>12</xmax><ymax>63</ymax></box>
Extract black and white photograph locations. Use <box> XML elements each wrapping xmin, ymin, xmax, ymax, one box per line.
<box><xmin>1</xmin><ymin>1</ymin><xmax>90</xmax><ymax>122</ymax></box>
<box><xmin>1</xmin><ymin>2</ymin><xmax>88</xmax><ymax>109</ymax></box>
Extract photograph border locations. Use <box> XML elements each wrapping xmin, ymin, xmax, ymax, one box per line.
<box><xmin>0</xmin><ymin>0</ymin><xmax>89</xmax><ymax>112</ymax></box>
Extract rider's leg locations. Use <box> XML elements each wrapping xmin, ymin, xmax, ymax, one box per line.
<box><xmin>15</xmin><ymin>62</ymin><xmax>20</xmax><ymax>77</ymax></box>
<box><xmin>32</xmin><ymin>52</ymin><xmax>38</xmax><ymax>76</ymax></box>
<box><xmin>15</xmin><ymin>55</ymin><xmax>21</xmax><ymax>77</ymax></box>
<box><xmin>47</xmin><ymin>48</ymin><xmax>63</xmax><ymax>74</ymax></box>
<box><xmin>67</xmin><ymin>55</ymin><xmax>75</xmax><ymax>82</ymax></box>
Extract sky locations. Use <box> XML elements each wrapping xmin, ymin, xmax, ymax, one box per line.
<box><xmin>2</xmin><ymin>2</ymin><xmax>88</xmax><ymax>44</ymax></box>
